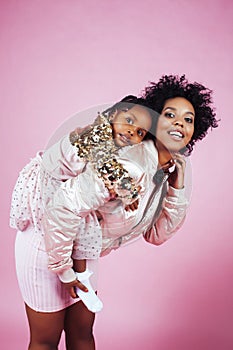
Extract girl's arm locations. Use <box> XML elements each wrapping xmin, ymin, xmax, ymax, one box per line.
<box><xmin>42</xmin><ymin>133</ymin><xmax>86</xmax><ymax>179</ymax></box>
<box><xmin>42</xmin><ymin>165</ymin><xmax>110</xmax><ymax>283</ymax></box>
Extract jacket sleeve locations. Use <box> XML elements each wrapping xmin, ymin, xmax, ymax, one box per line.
<box><xmin>42</xmin><ymin>134</ymin><xmax>86</xmax><ymax>180</ymax></box>
<box><xmin>143</xmin><ymin>185</ymin><xmax>188</xmax><ymax>245</ymax></box>
<box><xmin>42</xmin><ymin>166</ymin><xmax>110</xmax><ymax>283</ymax></box>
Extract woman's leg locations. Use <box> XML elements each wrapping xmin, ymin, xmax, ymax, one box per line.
<box><xmin>64</xmin><ymin>300</ymin><xmax>96</xmax><ymax>350</ymax></box>
<box><xmin>25</xmin><ymin>304</ymin><xmax>65</xmax><ymax>350</ymax></box>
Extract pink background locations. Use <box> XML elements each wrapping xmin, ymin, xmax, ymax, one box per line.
<box><xmin>1</xmin><ymin>0</ymin><xmax>232</xmax><ymax>349</ymax></box>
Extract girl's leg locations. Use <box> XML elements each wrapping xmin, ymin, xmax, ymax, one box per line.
<box><xmin>25</xmin><ymin>304</ymin><xmax>65</xmax><ymax>350</ymax></box>
<box><xmin>64</xmin><ymin>300</ymin><xmax>96</xmax><ymax>350</ymax></box>
<box><xmin>75</xmin><ymin>259</ymin><xmax>87</xmax><ymax>272</ymax></box>
<box><xmin>73</xmin><ymin>259</ymin><xmax>103</xmax><ymax>313</ymax></box>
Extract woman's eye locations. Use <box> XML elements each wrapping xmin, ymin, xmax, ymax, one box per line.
<box><xmin>185</xmin><ymin>117</ymin><xmax>193</xmax><ymax>123</ymax></box>
<box><xmin>165</xmin><ymin>112</ymin><xmax>175</xmax><ymax>118</ymax></box>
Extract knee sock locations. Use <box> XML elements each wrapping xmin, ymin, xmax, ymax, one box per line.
<box><xmin>75</xmin><ymin>269</ymin><xmax>103</xmax><ymax>313</ymax></box>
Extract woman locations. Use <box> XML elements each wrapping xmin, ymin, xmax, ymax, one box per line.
<box><xmin>11</xmin><ymin>96</ymin><xmax>155</xmax><ymax>348</ymax></box>
<box><xmin>12</xmin><ymin>75</ymin><xmax>218</xmax><ymax>349</ymax></box>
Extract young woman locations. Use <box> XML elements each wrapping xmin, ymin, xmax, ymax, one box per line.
<box><xmin>11</xmin><ymin>75</ymin><xmax>218</xmax><ymax>349</ymax></box>
<box><xmin>11</xmin><ymin>96</ymin><xmax>154</xmax><ymax>348</ymax></box>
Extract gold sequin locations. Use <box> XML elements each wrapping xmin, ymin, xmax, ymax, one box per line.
<box><xmin>70</xmin><ymin>114</ymin><xmax>139</xmax><ymax>204</ymax></box>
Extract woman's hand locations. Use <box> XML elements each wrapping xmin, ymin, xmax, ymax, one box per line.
<box><xmin>168</xmin><ymin>153</ymin><xmax>186</xmax><ymax>189</ymax></box>
<box><xmin>62</xmin><ymin>279</ymin><xmax>88</xmax><ymax>299</ymax></box>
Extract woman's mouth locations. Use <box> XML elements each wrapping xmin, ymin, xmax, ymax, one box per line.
<box><xmin>168</xmin><ymin>130</ymin><xmax>184</xmax><ymax>140</ymax></box>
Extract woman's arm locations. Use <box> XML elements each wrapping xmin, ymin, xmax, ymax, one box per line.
<box><xmin>42</xmin><ymin>165</ymin><xmax>110</xmax><ymax>283</ymax></box>
<box><xmin>144</xmin><ymin>152</ymin><xmax>189</xmax><ymax>245</ymax></box>
<box><xmin>143</xmin><ymin>185</ymin><xmax>188</xmax><ymax>245</ymax></box>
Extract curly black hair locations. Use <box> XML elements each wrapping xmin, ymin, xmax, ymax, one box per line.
<box><xmin>142</xmin><ymin>74</ymin><xmax>219</xmax><ymax>155</ymax></box>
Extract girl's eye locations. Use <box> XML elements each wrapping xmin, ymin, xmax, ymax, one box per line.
<box><xmin>126</xmin><ymin>117</ymin><xmax>133</xmax><ymax>124</ymax></box>
<box><xmin>165</xmin><ymin>112</ymin><xmax>175</xmax><ymax>118</ymax></box>
<box><xmin>137</xmin><ymin>129</ymin><xmax>146</xmax><ymax>138</ymax></box>
<box><xmin>185</xmin><ymin>117</ymin><xmax>193</xmax><ymax>124</ymax></box>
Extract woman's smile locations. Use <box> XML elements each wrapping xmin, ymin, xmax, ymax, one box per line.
<box><xmin>167</xmin><ymin>128</ymin><xmax>185</xmax><ymax>140</ymax></box>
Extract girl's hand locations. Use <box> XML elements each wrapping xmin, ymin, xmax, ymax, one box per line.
<box><xmin>62</xmin><ymin>279</ymin><xmax>88</xmax><ymax>299</ymax></box>
<box><xmin>125</xmin><ymin>198</ymin><xmax>139</xmax><ymax>212</ymax></box>
<box><xmin>125</xmin><ymin>185</ymin><xmax>141</xmax><ymax>211</ymax></box>
<box><xmin>69</xmin><ymin>125</ymin><xmax>92</xmax><ymax>145</ymax></box>
<box><xmin>168</xmin><ymin>153</ymin><xmax>186</xmax><ymax>189</ymax></box>
<box><xmin>109</xmin><ymin>189</ymin><xmax>117</xmax><ymax>201</ymax></box>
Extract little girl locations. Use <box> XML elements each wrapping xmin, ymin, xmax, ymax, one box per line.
<box><xmin>52</xmin><ymin>102</ymin><xmax>155</xmax><ymax>312</ymax></box>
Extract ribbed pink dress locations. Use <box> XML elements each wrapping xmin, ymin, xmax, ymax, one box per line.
<box><xmin>11</xmin><ymin>136</ymin><xmax>99</xmax><ymax>312</ymax></box>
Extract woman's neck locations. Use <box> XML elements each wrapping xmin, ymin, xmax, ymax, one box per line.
<box><xmin>155</xmin><ymin>140</ymin><xmax>173</xmax><ymax>168</ymax></box>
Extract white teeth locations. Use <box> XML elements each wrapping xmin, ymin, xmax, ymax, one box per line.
<box><xmin>169</xmin><ymin>131</ymin><xmax>183</xmax><ymax>138</ymax></box>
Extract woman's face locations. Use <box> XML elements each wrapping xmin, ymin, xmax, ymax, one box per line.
<box><xmin>156</xmin><ymin>97</ymin><xmax>195</xmax><ymax>154</ymax></box>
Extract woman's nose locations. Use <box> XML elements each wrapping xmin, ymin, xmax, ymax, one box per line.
<box><xmin>174</xmin><ymin>119</ymin><xmax>183</xmax><ymax>127</ymax></box>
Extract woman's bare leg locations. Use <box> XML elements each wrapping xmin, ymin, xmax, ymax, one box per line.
<box><xmin>25</xmin><ymin>304</ymin><xmax>65</xmax><ymax>350</ymax></box>
<box><xmin>64</xmin><ymin>300</ymin><xmax>96</xmax><ymax>350</ymax></box>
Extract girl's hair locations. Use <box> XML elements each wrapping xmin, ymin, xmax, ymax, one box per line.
<box><xmin>142</xmin><ymin>74</ymin><xmax>219</xmax><ymax>155</ymax></box>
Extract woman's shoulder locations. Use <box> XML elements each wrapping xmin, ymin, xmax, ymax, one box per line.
<box><xmin>142</xmin><ymin>139</ymin><xmax>157</xmax><ymax>155</ymax></box>
<box><xmin>117</xmin><ymin>143</ymin><xmax>143</xmax><ymax>161</ymax></box>
<box><xmin>117</xmin><ymin>140</ymin><xmax>158</xmax><ymax>173</ymax></box>
<box><xmin>142</xmin><ymin>140</ymin><xmax>158</xmax><ymax>171</ymax></box>
<box><xmin>118</xmin><ymin>140</ymin><xmax>157</xmax><ymax>161</ymax></box>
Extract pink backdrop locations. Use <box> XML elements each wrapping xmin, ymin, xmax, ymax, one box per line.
<box><xmin>1</xmin><ymin>0</ymin><xmax>232</xmax><ymax>349</ymax></box>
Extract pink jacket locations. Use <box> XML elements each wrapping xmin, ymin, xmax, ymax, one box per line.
<box><xmin>42</xmin><ymin>139</ymin><xmax>188</xmax><ymax>283</ymax></box>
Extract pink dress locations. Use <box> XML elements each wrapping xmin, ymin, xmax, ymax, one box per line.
<box><xmin>11</xmin><ymin>135</ymin><xmax>100</xmax><ymax>312</ymax></box>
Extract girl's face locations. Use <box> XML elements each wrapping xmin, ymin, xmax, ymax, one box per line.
<box><xmin>156</xmin><ymin>97</ymin><xmax>195</xmax><ymax>155</ymax></box>
<box><xmin>111</xmin><ymin>105</ymin><xmax>152</xmax><ymax>147</ymax></box>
